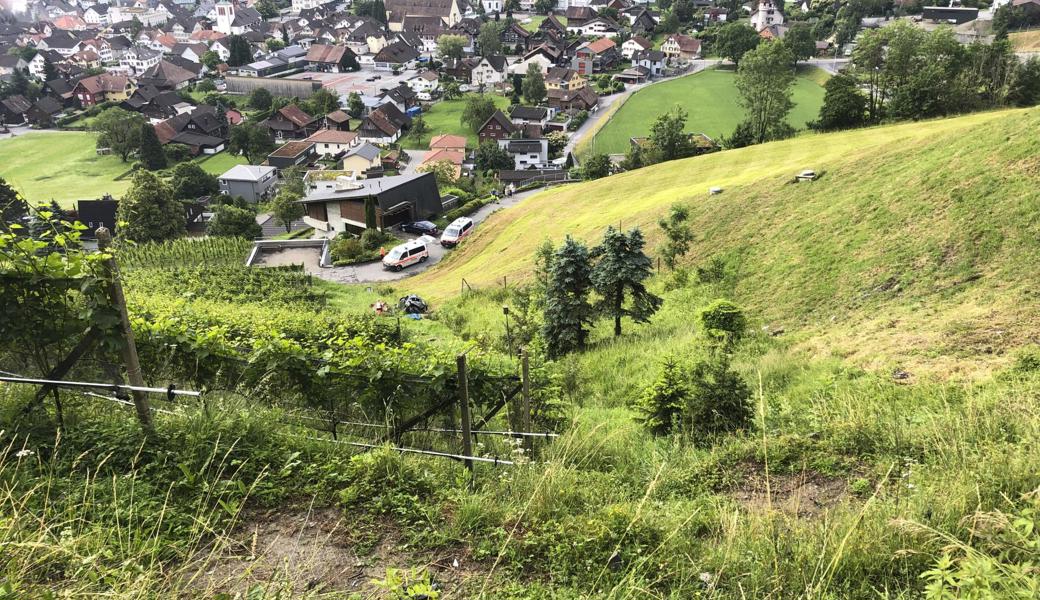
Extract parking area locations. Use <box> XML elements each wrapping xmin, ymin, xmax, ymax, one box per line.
<box><xmin>285</xmin><ymin>67</ymin><xmax>419</xmax><ymax>98</ymax></box>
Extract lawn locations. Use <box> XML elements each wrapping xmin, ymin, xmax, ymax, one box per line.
<box><xmin>401</xmin><ymin>94</ymin><xmax>510</xmax><ymax>150</ymax></box>
<box><xmin>586</xmin><ymin>68</ymin><xmax>827</xmax><ymax>156</ymax></box>
<box><xmin>0</xmin><ymin>131</ymin><xmax>134</xmax><ymax>206</ymax></box>
<box><xmin>195</xmin><ymin>151</ymin><xmax>248</xmax><ymax>175</ymax></box>
<box><xmin>519</xmin><ymin>15</ymin><xmax>565</xmax><ymax>31</ymax></box>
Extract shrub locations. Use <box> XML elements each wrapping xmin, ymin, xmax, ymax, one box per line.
<box><xmin>699</xmin><ymin>299</ymin><xmax>747</xmax><ymax>344</ymax></box>
<box><xmin>360</xmin><ymin>228</ymin><xmax>394</xmax><ymax>251</ymax></box>
<box><xmin>338</xmin><ymin>448</ymin><xmax>436</xmax><ymax>523</ymax></box>
<box><xmin>685</xmin><ymin>355</ymin><xmax>754</xmax><ymax>441</ymax></box>
<box><xmin>636</xmin><ymin>357</ymin><xmax>689</xmax><ymax>435</ymax></box>
<box><xmin>331</xmin><ymin>236</ymin><xmax>364</xmax><ymax>262</ymax></box>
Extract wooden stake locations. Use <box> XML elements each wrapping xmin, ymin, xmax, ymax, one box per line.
<box><xmin>521</xmin><ymin>348</ymin><xmax>532</xmax><ymax>454</ymax></box>
<box><xmin>457</xmin><ymin>354</ymin><xmax>473</xmax><ymax>473</ymax></box>
<box><xmin>97</xmin><ymin>228</ymin><xmax>152</xmax><ymax>431</ymax></box>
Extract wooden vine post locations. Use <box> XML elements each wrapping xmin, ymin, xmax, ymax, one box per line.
<box><xmin>96</xmin><ymin>228</ymin><xmax>153</xmax><ymax>431</ymax></box>
<box><xmin>521</xmin><ymin>347</ymin><xmax>532</xmax><ymax>454</ymax></box>
<box><xmin>457</xmin><ymin>353</ymin><xmax>473</xmax><ymax>473</ymax></box>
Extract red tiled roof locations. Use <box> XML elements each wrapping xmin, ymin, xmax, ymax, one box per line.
<box><xmin>584</xmin><ymin>37</ymin><xmax>616</xmax><ymax>54</ymax></box>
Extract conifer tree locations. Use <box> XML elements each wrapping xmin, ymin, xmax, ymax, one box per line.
<box><xmin>138</xmin><ymin>122</ymin><xmax>167</xmax><ymax>170</ymax></box>
<box><xmin>592</xmin><ymin>227</ymin><xmax>662</xmax><ymax>337</ymax></box>
<box><xmin>542</xmin><ymin>236</ymin><xmax>594</xmax><ymax>358</ymax></box>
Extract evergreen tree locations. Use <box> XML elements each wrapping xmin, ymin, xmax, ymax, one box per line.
<box><xmin>591</xmin><ymin>227</ymin><xmax>662</xmax><ymax>337</ymax></box>
<box><xmin>542</xmin><ymin>236</ymin><xmax>594</xmax><ymax>358</ymax></box>
<box><xmin>249</xmin><ymin>87</ymin><xmax>273</xmax><ymax>111</ymax></box>
<box><xmin>42</xmin><ymin>58</ymin><xmax>58</xmax><ymax>81</ymax></box>
<box><xmin>657</xmin><ymin>204</ymin><xmax>693</xmax><ymax>270</ymax></box>
<box><xmin>138</xmin><ymin>122</ymin><xmax>167</xmax><ymax>170</ymax></box>
<box><xmin>117</xmin><ymin>171</ymin><xmax>185</xmax><ymax>243</ymax></box>
<box><xmin>636</xmin><ymin>358</ymin><xmax>689</xmax><ymax>435</ymax></box>
<box><xmin>207</xmin><ymin>204</ymin><xmax>261</xmax><ymax>238</ymax></box>
<box><xmin>227</xmin><ymin>35</ymin><xmax>253</xmax><ymax>67</ymax></box>
<box><xmin>347</xmin><ymin>91</ymin><xmax>365</xmax><ymax>118</ymax></box>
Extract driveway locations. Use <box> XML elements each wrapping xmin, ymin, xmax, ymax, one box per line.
<box><xmin>400</xmin><ymin>149</ymin><xmax>428</xmax><ymax>175</ymax></box>
<box><xmin>0</xmin><ymin>125</ymin><xmax>64</xmax><ymax>139</ymax></box>
<box><xmin>313</xmin><ymin>188</ymin><xmax>540</xmax><ymax>284</ymax></box>
<box><xmin>286</xmin><ymin>67</ymin><xmax>419</xmax><ymax>99</ymax></box>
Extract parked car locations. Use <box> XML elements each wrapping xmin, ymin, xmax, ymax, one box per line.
<box><xmin>400</xmin><ymin>220</ymin><xmax>439</xmax><ymax>236</ymax></box>
<box><xmin>440</xmin><ymin>217</ymin><xmax>474</xmax><ymax>248</ymax></box>
<box><xmin>382</xmin><ymin>239</ymin><xmax>429</xmax><ymax>271</ymax></box>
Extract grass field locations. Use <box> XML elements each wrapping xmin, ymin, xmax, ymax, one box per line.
<box><xmin>1010</xmin><ymin>29</ymin><xmax>1040</xmax><ymax>51</ymax></box>
<box><xmin>0</xmin><ymin>131</ymin><xmax>133</xmax><ymax>206</ymax></box>
<box><xmin>401</xmin><ymin>94</ymin><xmax>510</xmax><ymax>149</ymax></box>
<box><xmin>586</xmin><ymin>68</ymin><xmax>827</xmax><ymax>156</ymax></box>
<box><xmin>408</xmin><ymin>108</ymin><xmax>1037</xmax><ymax>375</ymax></box>
<box><xmin>195</xmin><ymin>151</ymin><xmax>248</xmax><ymax>175</ymax></box>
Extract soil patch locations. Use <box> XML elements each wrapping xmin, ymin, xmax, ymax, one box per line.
<box><xmin>731</xmin><ymin>467</ymin><xmax>848</xmax><ymax>518</ymax></box>
<box><xmin>181</xmin><ymin>506</ymin><xmax>480</xmax><ymax>597</ymax></box>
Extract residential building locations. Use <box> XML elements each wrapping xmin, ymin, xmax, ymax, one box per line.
<box><xmin>572</xmin><ymin>38</ymin><xmax>619</xmax><ymax>75</ymax></box>
<box><xmin>373</xmin><ymin>40</ymin><xmax>420</xmax><ymax>71</ymax></box>
<box><xmin>218</xmin><ymin>164</ymin><xmax>278</xmax><ymax>203</ymax></box>
<box><xmin>568</xmin><ymin>16</ymin><xmax>621</xmax><ymax>37</ymax></box>
<box><xmin>153</xmin><ymin>105</ymin><xmax>228</xmax><ymax>154</ymax></box>
<box><xmin>305</xmin><ymin>44</ymin><xmax>358</xmax><ymax>72</ymax></box>
<box><xmin>265</xmin><ymin>104</ymin><xmax>320</xmax><ymax>141</ymax></box>
<box><xmin>471</xmin><ymin>55</ymin><xmax>506</xmax><ymax>87</ymax></box>
<box><xmin>546</xmin><ymin>67</ymin><xmax>587</xmax><ymax>92</ymax></box>
<box><xmin>750</xmin><ymin>0</ymin><xmax>784</xmax><ymax>31</ymax></box>
<box><xmin>306</xmin><ymin>128</ymin><xmax>361</xmax><ymax>157</ymax></box>
<box><xmin>299</xmin><ymin>172</ymin><xmax>443</xmax><ymax>233</ymax></box>
<box><xmin>357</xmin><ymin>108</ymin><xmax>403</xmax><ymax>144</ymax></box>
<box><xmin>339</xmin><ymin>142</ymin><xmax>382</xmax><ymax>175</ymax></box>
<box><xmin>497</xmin><ymin>138</ymin><xmax>549</xmax><ymax>169</ymax></box>
<box><xmin>0</xmin><ymin>95</ymin><xmax>31</xmax><ymax>125</ymax></box>
<box><xmin>407</xmin><ymin>70</ymin><xmax>440</xmax><ymax>100</ymax></box>
<box><xmin>510</xmin><ymin>105</ymin><xmax>552</xmax><ymax>128</ymax></box>
<box><xmin>547</xmin><ymin>86</ymin><xmax>598</xmax><ymax>111</ymax></box>
<box><xmin>73</xmin><ymin>74</ymin><xmax>135</xmax><ymax>106</ymax></box>
<box><xmin>268</xmin><ymin>140</ymin><xmax>317</xmax><ymax>168</ymax></box>
<box><xmin>660</xmin><ymin>34</ymin><xmax>701</xmax><ymax>61</ymax></box>
<box><xmin>632</xmin><ymin>49</ymin><xmax>665</xmax><ymax>76</ymax></box>
<box><xmin>384</xmin><ymin>0</ymin><xmax>463</xmax><ymax>32</ymax></box>
<box><xmin>621</xmin><ymin>35</ymin><xmax>652</xmax><ymax>59</ymax></box>
<box><xmin>429</xmin><ymin>133</ymin><xmax>467</xmax><ymax>152</ymax></box>
<box><xmin>477</xmin><ymin>110</ymin><xmax>516</xmax><ymax>144</ymax></box>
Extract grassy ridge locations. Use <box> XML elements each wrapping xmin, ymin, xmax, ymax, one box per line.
<box><xmin>587</xmin><ymin>68</ymin><xmax>827</xmax><ymax>156</ymax></box>
<box><xmin>409</xmin><ymin>108</ymin><xmax>1039</xmax><ymax>374</ymax></box>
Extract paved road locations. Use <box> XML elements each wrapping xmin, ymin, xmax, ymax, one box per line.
<box><xmin>313</xmin><ymin>188</ymin><xmax>542</xmax><ymax>284</ymax></box>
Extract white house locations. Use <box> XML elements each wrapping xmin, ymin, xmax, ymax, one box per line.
<box><xmin>471</xmin><ymin>55</ymin><xmax>506</xmax><ymax>87</ymax></box>
<box><xmin>567</xmin><ymin>16</ymin><xmax>621</xmax><ymax>37</ymax></box>
<box><xmin>306</xmin><ymin>129</ymin><xmax>361</xmax><ymax>157</ymax></box>
<box><xmin>508</xmin><ymin>46</ymin><xmax>558</xmax><ymax>74</ymax></box>
<box><xmin>621</xmin><ymin>36</ymin><xmax>652</xmax><ymax>59</ymax></box>
<box><xmin>120</xmin><ymin>46</ymin><xmax>162</xmax><ymax>75</ymax></box>
<box><xmin>482</xmin><ymin>0</ymin><xmax>502</xmax><ymax>11</ymax></box>
<box><xmin>406</xmin><ymin>70</ymin><xmax>440</xmax><ymax>100</ymax></box>
<box><xmin>83</xmin><ymin>6</ymin><xmax>107</xmax><ymax>25</ymax></box>
<box><xmin>497</xmin><ymin>138</ymin><xmax>549</xmax><ymax>169</ymax></box>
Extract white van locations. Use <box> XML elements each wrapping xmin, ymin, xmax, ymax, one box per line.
<box><xmin>440</xmin><ymin>217</ymin><xmax>474</xmax><ymax>248</ymax></box>
<box><xmin>382</xmin><ymin>240</ymin><xmax>429</xmax><ymax>271</ymax></box>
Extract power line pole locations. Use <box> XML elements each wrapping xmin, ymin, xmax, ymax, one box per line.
<box><xmin>521</xmin><ymin>347</ymin><xmax>532</xmax><ymax>454</ymax></box>
<box><xmin>457</xmin><ymin>353</ymin><xmax>473</xmax><ymax>473</ymax></box>
<box><xmin>97</xmin><ymin>228</ymin><xmax>153</xmax><ymax>432</ymax></box>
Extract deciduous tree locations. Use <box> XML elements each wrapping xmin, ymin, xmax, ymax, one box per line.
<box><xmin>207</xmin><ymin>204</ymin><xmax>261</xmax><ymax>238</ymax></box>
<box><xmin>715</xmin><ymin>22</ymin><xmax>760</xmax><ymax>67</ymax></box>
<box><xmin>460</xmin><ymin>94</ymin><xmax>497</xmax><ymax>131</ymax></box>
<box><xmin>270</xmin><ymin>190</ymin><xmax>305</xmax><ymax>233</ymax></box>
<box><xmin>93</xmin><ymin>107</ymin><xmax>146</xmax><ymax>162</ymax></box>
<box><xmin>437</xmin><ymin>34</ymin><xmax>467</xmax><ymax>60</ymax></box>
<box><xmin>522</xmin><ymin>63</ymin><xmax>546</xmax><ymax>104</ymax></box>
<box><xmin>170</xmin><ymin>162</ymin><xmax>219</xmax><ymax>200</ymax></box>
<box><xmin>733</xmin><ymin>40</ymin><xmax>795</xmax><ymax>145</ymax></box>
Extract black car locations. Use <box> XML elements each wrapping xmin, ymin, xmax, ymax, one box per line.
<box><xmin>400</xmin><ymin>220</ymin><xmax>439</xmax><ymax>236</ymax></box>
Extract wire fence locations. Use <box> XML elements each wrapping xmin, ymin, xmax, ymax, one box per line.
<box><xmin>0</xmin><ymin>369</ymin><xmax>558</xmax><ymax>469</ymax></box>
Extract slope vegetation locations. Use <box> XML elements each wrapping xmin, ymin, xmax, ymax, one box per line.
<box><xmin>412</xmin><ymin>108</ymin><xmax>1040</xmax><ymax>374</ymax></box>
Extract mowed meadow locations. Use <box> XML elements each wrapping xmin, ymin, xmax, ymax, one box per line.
<box><xmin>586</xmin><ymin>67</ymin><xmax>828</xmax><ymax>156</ymax></box>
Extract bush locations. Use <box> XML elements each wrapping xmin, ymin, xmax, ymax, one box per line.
<box><xmin>338</xmin><ymin>448</ymin><xmax>436</xmax><ymax>523</ymax></box>
<box><xmin>360</xmin><ymin>228</ymin><xmax>394</xmax><ymax>251</ymax></box>
<box><xmin>331</xmin><ymin>236</ymin><xmax>365</xmax><ymax>262</ymax></box>
<box><xmin>684</xmin><ymin>355</ymin><xmax>753</xmax><ymax>442</ymax></box>
<box><xmin>164</xmin><ymin>145</ymin><xmax>193</xmax><ymax>164</ymax></box>
<box><xmin>699</xmin><ymin>299</ymin><xmax>747</xmax><ymax>345</ymax></box>
<box><xmin>636</xmin><ymin>357</ymin><xmax>689</xmax><ymax>435</ymax></box>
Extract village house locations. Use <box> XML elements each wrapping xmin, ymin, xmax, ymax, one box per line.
<box><xmin>73</xmin><ymin>74</ymin><xmax>135</xmax><ymax>106</ymax></box>
<box><xmin>547</xmin><ymin>85</ymin><xmax>598</xmax><ymax>111</ymax></box>
<box><xmin>153</xmin><ymin>105</ymin><xmax>228</xmax><ymax>155</ymax></box>
<box><xmin>373</xmin><ymin>40</ymin><xmax>420</xmax><ymax>71</ymax></box>
<box><xmin>357</xmin><ymin>108</ymin><xmax>403</xmax><ymax>144</ymax></box>
<box><xmin>546</xmin><ymin>67</ymin><xmax>587</xmax><ymax>92</ymax></box>
<box><xmin>497</xmin><ymin>138</ymin><xmax>550</xmax><ymax>169</ymax></box>
<box><xmin>338</xmin><ymin>142</ymin><xmax>383</xmax><ymax>176</ymax></box>
<box><xmin>508</xmin><ymin>44</ymin><xmax>563</xmax><ymax>75</ymax></box>
<box><xmin>471</xmin><ymin>55</ymin><xmax>506</xmax><ymax>87</ymax></box>
<box><xmin>632</xmin><ymin>49</ymin><xmax>665</xmax><ymax>77</ymax></box>
<box><xmin>305</xmin><ymin>44</ymin><xmax>358</xmax><ymax>72</ymax></box>
<box><xmin>569</xmin><ymin>16</ymin><xmax>622</xmax><ymax>38</ymax></box>
<box><xmin>218</xmin><ymin>164</ymin><xmax>278</xmax><ymax>203</ymax></box>
<box><xmin>750</xmin><ymin>0</ymin><xmax>784</xmax><ymax>31</ymax></box>
<box><xmin>477</xmin><ymin>110</ymin><xmax>516</xmax><ymax>144</ymax></box>
<box><xmin>572</xmin><ymin>38</ymin><xmax>619</xmax><ymax>75</ymax></box>
<box><xmin>306</xmin><ymin>129</ymin><xmax>361</xmax><ymax>158</ymax></box>
<box><xmin>509</xmin><ymin>105</ymin><xmax>552</xmax><ymax>128</ymax></box>
<box><xmin>621</xmin><ymin>35</ymin><xmax>653</xmax><ymax>59</ymax></box>
<box><xmin>268</xmin><ymin>140</ymin><xmax>317</xmax><ymax>169</ymax></box>
<box><xmin>264</xmin><ymin>104</ymin><xmax>320</xmax><ymax>142</ymax></box>
<box><xmin>384</xmin><ymin>0</ymin><xmax>463</xmax><ymax>31</ymax></box>
<box><xmin>300</xmin><ymin>172</ymin><xmax>443</xmax><ymax>233</ymax></box>
<box><xmin>660</xmin><ymin>34</ymin><xmax>702</xmax><ymax>61</ymax></box>
<box><xmin>406</xmin><ymin>70</ymin><xmax>440</xmax><ymax>101</ymax></box>
<box><xmin>324</xmin><ymin>109</ymin><xmax>351</xmax><ymax>130</ymax></box>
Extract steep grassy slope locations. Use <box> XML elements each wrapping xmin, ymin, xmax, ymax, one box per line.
<box><xmin>410</xmin><ymin>108</ymin><xmax>1040</xmax><ymax>374</ymax></box>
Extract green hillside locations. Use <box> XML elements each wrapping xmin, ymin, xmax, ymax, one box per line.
<box><xmin>587</xmin><ymin>68</ymin><xmax>827</xmax><ymax>156</ymax></box>
<box><xmin>412</xmin><ymin>108</ymin><xmax>1040</xmax><ymax>375</ymax></box>
<box><xmin>0</xmin><ymin>131</ymin><xmax>133</xmax><ymax>205</ymax></box>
